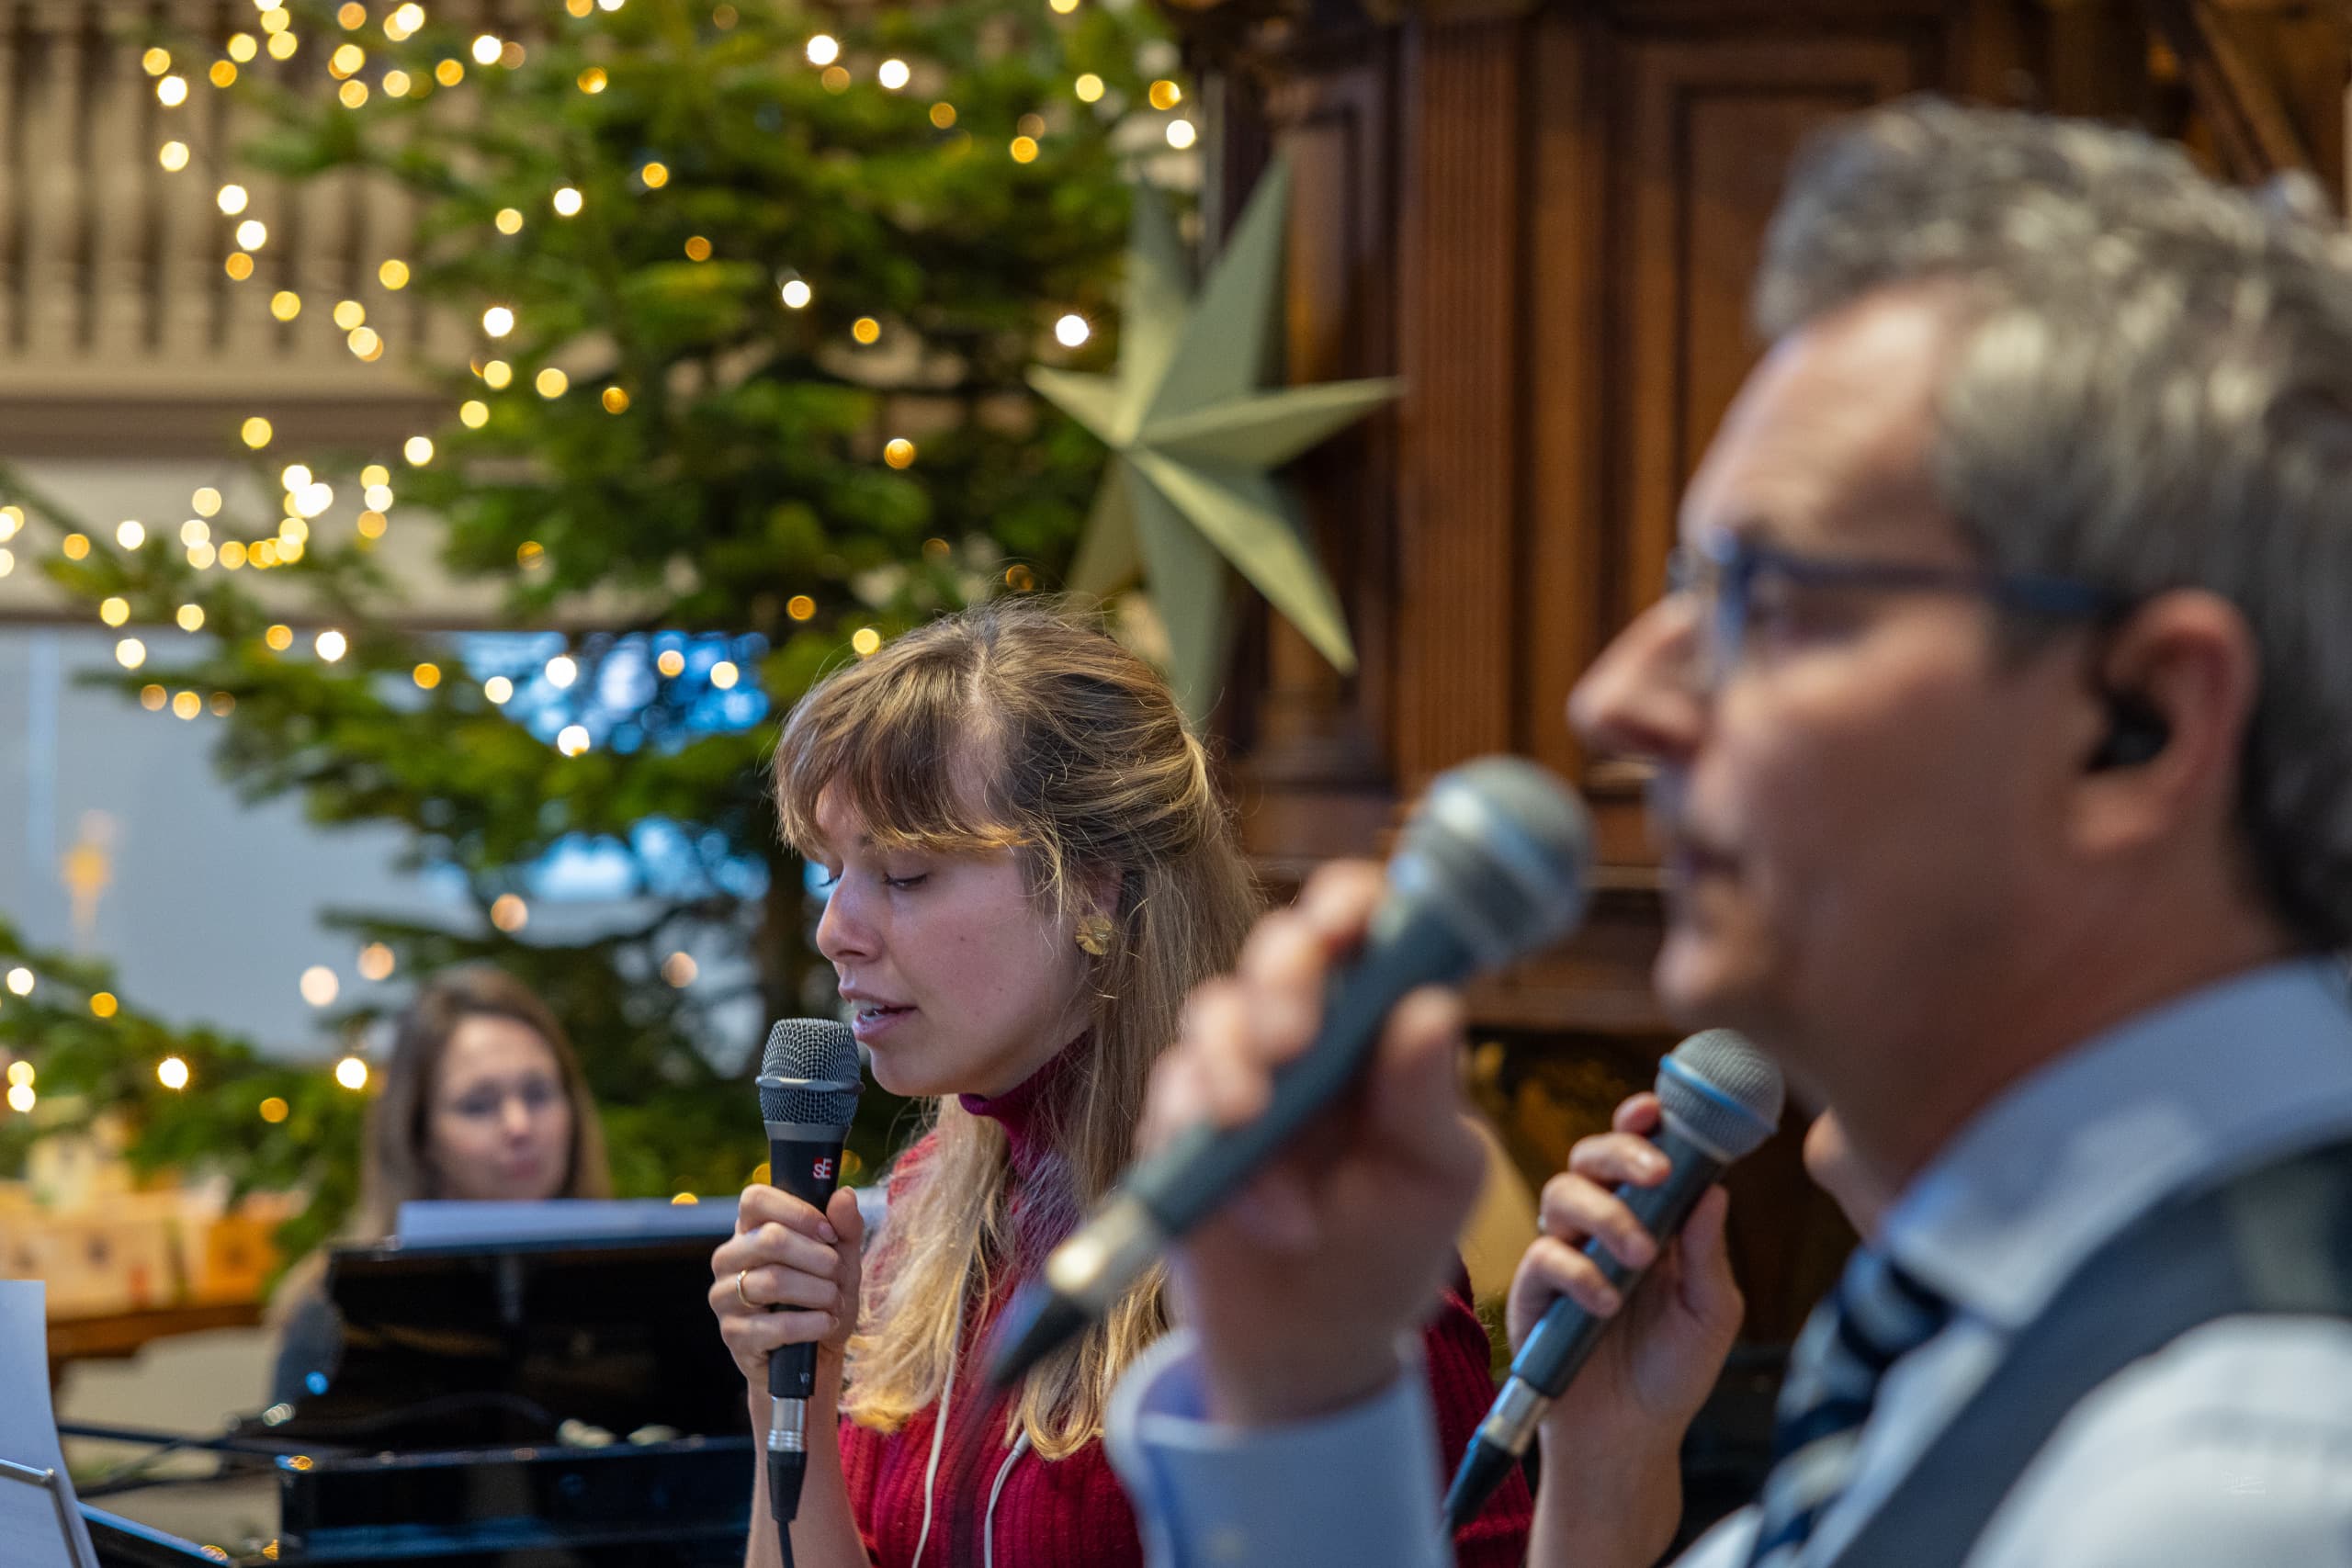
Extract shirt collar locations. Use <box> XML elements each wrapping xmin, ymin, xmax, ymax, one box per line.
<box><xmin>1881</xmin><ymin>958</ymin><xmax>2352</xmax><ymax>1326</ymax></box>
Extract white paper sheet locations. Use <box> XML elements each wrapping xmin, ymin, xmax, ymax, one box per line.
<box><xmin>0</xmin><ymin>1280</ymin><xmax>96</xmax><ymax>1567</ymax></box>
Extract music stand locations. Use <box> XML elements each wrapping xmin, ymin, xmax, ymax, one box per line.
<box><xmin>0</xmin><ymin>1457</ymin><xmax>96</xmax><ymax>1568</ymax></box>
<box><xmin>1</xmin><ymin>1280</ymin><xmax>105</xmax><ymax>1568</ymax></box>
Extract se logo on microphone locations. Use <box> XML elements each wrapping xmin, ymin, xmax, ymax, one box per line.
<box><xmin>810</xmin><ymin>1156</ymin><xmax>835</xmax><ymax>1180</ymax></box>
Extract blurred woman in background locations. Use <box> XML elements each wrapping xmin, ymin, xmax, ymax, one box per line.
<box><xmin>266</xmin><ymin>964</ymin><xmax>612</xmax><ymax>1404</ymax></box>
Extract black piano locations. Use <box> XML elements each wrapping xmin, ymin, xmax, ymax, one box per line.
<box><xmin>85</xmin><ymin>1232</ymin><xmax>752</xmax><ymax>1566</ymax></box>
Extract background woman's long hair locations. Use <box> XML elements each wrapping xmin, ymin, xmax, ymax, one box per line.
<box><xmin>774</xmin><ymin>598</ymin><xmax>1261</xmax><ymax>1460</ymax></box>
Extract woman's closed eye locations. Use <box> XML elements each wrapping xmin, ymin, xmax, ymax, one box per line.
<box><xmin>809</xmin><ymin>862</ymin><xmax>927</xmax><ymax>892</ymax></box>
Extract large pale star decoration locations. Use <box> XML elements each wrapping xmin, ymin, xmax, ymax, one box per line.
<box><xmin>1030</xmin><ymin>157</ymin><xmax>1399</xmax><ymax>720</ymax></box>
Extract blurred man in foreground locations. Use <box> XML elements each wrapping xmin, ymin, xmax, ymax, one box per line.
<box><xmin>1104</xmin><ymin>99</ymin><xmax>2352</xmax><ymax>1567</ymax></box>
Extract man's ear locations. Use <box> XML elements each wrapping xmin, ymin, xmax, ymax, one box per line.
<box><xmin>2084</xmin><ymin>689</ymin><xmax>2170</xmax><ymax>773</ymax></box>
<box><xmin>2071</xmin><ymin>588</ymin><xmax>2259</xmax><ymax>856</ymax></box>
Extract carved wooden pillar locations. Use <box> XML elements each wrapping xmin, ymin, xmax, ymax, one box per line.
<box><xmin>1393</xmin><ymin>17</ymin><xmax>1523</xmax><ymax>791</ymax></box>
<box><xmin>25</xmin><ymin>0</ymin><xmax>89</xmax><ymax>359</ymax></box>
<box><xmin>1195</xmin><ymin>15</ymin><xmax>1409</xmax><ymax>874</ymax></box>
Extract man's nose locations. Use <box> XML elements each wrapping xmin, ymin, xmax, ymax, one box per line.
<box><xmin>1567</xmin><ymin>597</ymin><xmax>1708</xmax><ymax>767</ymax></box>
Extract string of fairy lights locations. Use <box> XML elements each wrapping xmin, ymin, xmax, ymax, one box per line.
<box><xmin>0</xmin><ymin>956</ymin><xmax>368</xmax><ymax>1114</ymax></box>
<box><xmin>136</xmin><ymin>0</ymin><xmax>1185</xmax><ymax>381</ymax></box>
<box><xmin>4</xmin><ymin>0</ymin><xmax>1188</xmax><ymax>1122</ymax></box>
<box><xmin>98</xmin><ymin>0</ymin><xmax>1182</xmax><ymax>708</ymax></box>
<box><xmin>0</xmin><ymin>904</ymin><xmax>710</xmax><ymax>1113</ymax></box>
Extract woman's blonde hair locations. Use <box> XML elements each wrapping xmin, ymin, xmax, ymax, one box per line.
<box><xmin>774</xmin><ymin>598</ymin><xmax>1261</xmax><ymax>1459</ymax></box>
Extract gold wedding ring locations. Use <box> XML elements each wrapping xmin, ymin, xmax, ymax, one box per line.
<box><xmin>735</xmin><ymin>1268</ymin><xmax>754</xmax><ymax>1310</ymax></box>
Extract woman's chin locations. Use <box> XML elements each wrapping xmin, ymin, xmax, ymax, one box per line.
<box><xmin>491</xmin><ymin>1168</ymin><xmax>561</xmax><ymax>1202</ymax></box>
<box><xmin>863</xmin><ymin>1051</ymin><xmax>929</xmax><ymax>1100</ymax></box>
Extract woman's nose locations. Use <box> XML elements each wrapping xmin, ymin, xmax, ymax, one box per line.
<box><xmin>814</xmin><ymin>881</ymin><xmax>874</xmax><ymax>964</ymax></box>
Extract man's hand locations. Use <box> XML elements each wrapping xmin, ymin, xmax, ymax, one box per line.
<box><xmin>1508</xmin><ymin>1092</ymin><xmax>1743</xmax><ymax>1435</ymax></box>
<box><xmin>1140</xmin><ymin>862</ymin><xmax>1487</xmax><ymax>1429</ymax></box>
<box><xmin>1510</xmin><ymin>1091</ymin><xmax>1744</xmax><ymax>1568</ymax></box>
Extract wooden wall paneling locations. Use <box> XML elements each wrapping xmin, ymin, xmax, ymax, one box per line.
<box><xmin>2236</xmin><ymin>0</ymin><xmax>2351</xmax><ymax>195</ymax></box>
<box><xmin>1592</xmin><ymin>0</ymin><xmax>1953</xmax><ymax>27</ymax></box>
<box><xmin>2035</xmin><ymin>0</ymin><xmax>2154</xmax><ymax>119</ymax></box>
<box><xmin>2145</xmin><ymin>0</ymin><xmax>2320</xmax><ymax>179</ymax></box>
<box><xmin>1523</xmin><ymin>8</ymin><xmax>1610</xmax><ymax>795</ymax></box>
<box><xmin>1941</xmin><ymin>0</ymin><xmax>2037</xmax><ymax>107</ymax></box>
<box><xmin>1254</xmin><ymin>59</ymin><xmax>1396</xmax><ymax>791</ymax></box>
<box><xmin>1467</xmin><ymin>8</ymin><xmax>1674</xmax><ymax>1036</ymax></box>
<box><xmin>1219</xmin><ymin>43</ymin><xmax>1411</xmax><ymax>877</ymax></box>
<box><xmin>1534</xmin><ymin>25</ymin><xmax>1942</xmax><ymax>1341</ymax></box>
<box><xmin>1616</xmin><ymin>36</ymin><xmax>1932</xmax><ymax>701</ymax></box>
<box><xmin>1392</xmin><ymin>17</ymin><xmax>1527</xmax><ymax>794</ymax></box>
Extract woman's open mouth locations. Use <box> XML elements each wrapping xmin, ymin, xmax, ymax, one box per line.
<box><xmin>851</xmin><ymin>1003</ymin><xmax>913</xmax><ymax>1043</ymax></box>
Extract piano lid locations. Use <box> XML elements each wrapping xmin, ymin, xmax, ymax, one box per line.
<box><xmin>149</xmin><ymin>1230</ymin><xmax>761</xmax><ymax>1565</ymax></box>
<box><xmin>264</xmin><ymin>1233</ymin><xmax>749</xmax><ymax>1450</ymax></box>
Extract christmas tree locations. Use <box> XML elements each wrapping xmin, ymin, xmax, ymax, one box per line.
<box><xmin>0</xmin><ymin>0</ymin><xmax>1193</xmax><ymax>1259</ymax></box>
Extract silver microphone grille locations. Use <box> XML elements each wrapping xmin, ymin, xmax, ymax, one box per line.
<box><xmin>758</xmin><ymin>1019</ymin><xmax>862</xmax><ymax>1127</ymax></box>
<box><xmin>1388</xmin><ymin>756</ymin><xmax>1592</xmax><ymax>972</ymax></box>
<box><xmin>1655</xmin><ymin>1028</ymin><xmax>1783</xmax><ymax>1164</ymax></box>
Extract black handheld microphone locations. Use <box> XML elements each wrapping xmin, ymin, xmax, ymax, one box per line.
<box><xmin>986</xmin><ymin>754</ymin><xmax>1593</xmax><ymax>1389</ymax></box>
<box><xmin>1442</xmin><ymin>1028</ymin><xmax>1783</xmax><ymax>1531</ymax></box>
<box><xmin>754</xmin><ymin>1019</ymin><xmax>864</xmax><ymax>1537</ymax></box>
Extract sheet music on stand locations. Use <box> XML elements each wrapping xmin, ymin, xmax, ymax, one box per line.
<box><xmin>0</xmin><ymin>1280</ymin><xmax>100</xmax><ymax>1568</ymax></box>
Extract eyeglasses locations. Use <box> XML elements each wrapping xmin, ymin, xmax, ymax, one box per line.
<box><xmin>1664</xmin><ymin>532</ymin><xmax>2121</xmax><ymax>686</ymax></box>
<box><xmin>444</xmin><ymin>1077</ymin><xmax>562</xmax><ymax>1122</ymax></box>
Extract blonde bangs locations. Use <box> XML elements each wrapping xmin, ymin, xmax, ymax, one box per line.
<box><xmin>774</xmin><ymin>656</ymin><xmax>1023</xmax><ymax>861</ymax></box>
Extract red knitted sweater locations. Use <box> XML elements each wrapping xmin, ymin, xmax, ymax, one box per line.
<box><xmin>835</xmin><ymin>1049</ymin><xmax>1532</xmax><ymax>1568</ymax></box>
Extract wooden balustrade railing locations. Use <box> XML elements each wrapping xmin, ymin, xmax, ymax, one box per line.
<box><xmin>0</xmin><ymin>0</ymin><xmax>495</xmax><ymax>454</ymax></box>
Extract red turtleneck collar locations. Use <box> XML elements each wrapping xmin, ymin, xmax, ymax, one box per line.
<box><xmin>956</xmin><ymin>1032</ymin><xmax>1091</xmax><ymax>1184</ymax></box>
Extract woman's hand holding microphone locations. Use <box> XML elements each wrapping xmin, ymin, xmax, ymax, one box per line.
<box><xmin>708</xmin><ymin>1181</ymin><xmax>870</xmax><ymax>1568</ymax></box>
<box><xmin>711</xmin><ymin>1182</ymin><xmax>867</xmax><ymax>1392</ymax></box>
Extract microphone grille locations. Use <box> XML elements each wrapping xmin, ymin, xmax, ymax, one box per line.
<box><xmin>1655</xmin><ymin>1028</ymin><xmax>1783</xmax><ymax>1164</ymax></box>
<box><xmin>758</xmin><ymin>1019</ymin><xmax>863</xmax><ymax>1127</ymax></box>
<box><xmin>1391</xmin><ymin>756</ymin><xmax>1592</xmax><ymax>971</ymax></box>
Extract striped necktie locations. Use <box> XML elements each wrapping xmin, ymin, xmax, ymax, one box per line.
<box><xmin>1746</xmin><ymin>1246</ymin><xmax>1952</xmax><ymax>1567</ymax></box>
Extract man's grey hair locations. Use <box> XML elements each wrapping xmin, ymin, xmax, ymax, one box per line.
<box><xmin>1757</xmin><ymin>96</ymin><xmax>2352</xmax><ymax>949</ymax></box>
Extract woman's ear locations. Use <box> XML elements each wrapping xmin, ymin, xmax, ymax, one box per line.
<box><xmin>1072</xmin><ymin>863</ymin><xmax>1126</xmax><ymax>956</ymax></box>
<box><xmin>1088</xmin><ymin>863</ymin><xmax>1125</xmax><ymax>919</ymax></box>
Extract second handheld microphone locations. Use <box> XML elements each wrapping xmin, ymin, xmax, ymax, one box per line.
<box><xmin>754</xmin><ymin>1018</ymin><xmax>865</xmax><ymax>1536</ymax></box>
<box><xmin>1442</xmin><ymin>1028</ymin><xmax>1784</xmax><ymax>1531</ymax></box>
